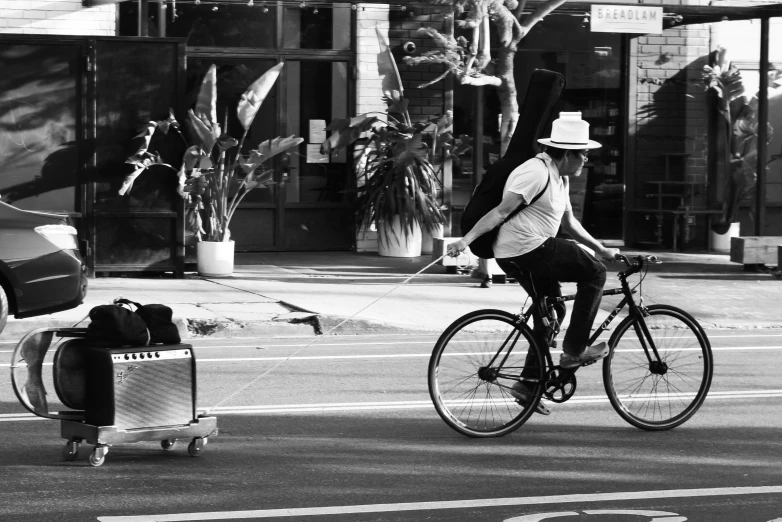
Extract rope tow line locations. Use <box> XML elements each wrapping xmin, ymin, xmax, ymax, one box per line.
<box><xmin>205</xmin><ymin>253</ymin><xmax>449</xmax><ymax>411</ymax></box>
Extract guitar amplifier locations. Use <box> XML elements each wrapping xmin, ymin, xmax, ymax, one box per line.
<box><xmin>85</xmin><ymin>344</ymin><xmax>197</xmax><ymax>430</ymax></box>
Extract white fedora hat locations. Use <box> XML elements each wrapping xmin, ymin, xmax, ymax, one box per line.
<box><xmin>537</xmin><ymin>111</ymin><xmax>602</xmax><ymax>150</ymax></box>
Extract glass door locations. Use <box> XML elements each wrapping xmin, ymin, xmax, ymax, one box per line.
<box><xmin>185</xmin><ymin>58</ymin><xmax>281</xmax><ymax>251</ymax></box>
<box><xmin>281</xmin><ymin>59</ymin><xmax>352</xmax><ymax>250</ymax></box>
<box><xmin>176</xmin><ymin>2</ymin><xmax>354</xmax><ymax>251</ymax></box>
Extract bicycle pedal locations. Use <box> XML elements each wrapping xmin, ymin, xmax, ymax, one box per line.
<box><xmin>582</xmin><ymin>359</ymin><xmax>597</xmax><ymax>366</ymax></box>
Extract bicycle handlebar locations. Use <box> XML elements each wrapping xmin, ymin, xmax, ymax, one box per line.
<box><xmin>614</xmin><ymin>253</ymin><xmax>661</xmax><ymax>273</ymax></box>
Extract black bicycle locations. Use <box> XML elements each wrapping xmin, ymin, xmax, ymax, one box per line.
<box><xmin>428</xmin><ymin>254</ymin><xmax>713</xmax><ymax>437</ymax></box>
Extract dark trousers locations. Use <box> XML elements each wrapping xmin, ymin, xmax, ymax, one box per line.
<box><xmin>496</xmin><ymin>237</ymin><xmax>607</xmax><ymax>356</ymax></box>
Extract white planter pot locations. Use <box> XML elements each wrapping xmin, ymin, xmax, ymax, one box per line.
<box><xmin>197</xmin><ymin>240</ymin><xmax>235</xmax><ymax>277</ymax></box>
<box><xmin>709</xmin><ymin>222</ymin><xmax>740</xmax><ymax>253</ymax></box>
<box><xmin>378</xmin><ymin>217</ymin><xmax>422</xmax><ymax>257</ymax></box>
<box><xmin>421</xmin><ymin>224</ymin><xmax>444</xmax><ymax>255</ymax></box>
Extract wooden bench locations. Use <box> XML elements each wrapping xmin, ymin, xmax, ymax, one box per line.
<box><xmin>730</xmin><ymin>236</ymin><xmax>782</xmax><ymax>268</ymax></box>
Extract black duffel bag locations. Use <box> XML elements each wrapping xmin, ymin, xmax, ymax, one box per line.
<box><xmin>85</xmin><ymin>298</ymin><xmax>180</xmax><ymax>347</ymax></box>
<box><xmin>117</xmin><ymin>298</ymin><xmax>181</xmax><ymax>345</ymax></box>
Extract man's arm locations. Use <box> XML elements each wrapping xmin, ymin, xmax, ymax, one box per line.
<box><xmin>561</xmin><ymin>210</ymin><xmax>620</xmax><ymax>261</ymax></box>
<box><xmin>447</xmin><ymin>191</ymin><xmax>526</xmax><ymax>256</ymax></box>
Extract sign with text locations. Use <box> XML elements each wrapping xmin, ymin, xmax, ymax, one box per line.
<box><xmin>590</xmin><ymin>5</ymin><xmax>663</xmax><ymax>34</ymax></box>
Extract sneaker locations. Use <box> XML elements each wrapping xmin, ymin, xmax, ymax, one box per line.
<box><xmin>559</xmin><ymin>342</ymin><xmax>609</xmax><ymax>369</ymax></box>
<box><xmin>509</xmin><ymin>381</ymin><xmax>551</xmax><ymax>415</ymax></box>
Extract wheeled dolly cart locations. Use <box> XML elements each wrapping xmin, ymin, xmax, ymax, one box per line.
<box><xmin>11</xmin><ymin>327</ymin><xmax>217</xmax><ymax>467</ymax></box>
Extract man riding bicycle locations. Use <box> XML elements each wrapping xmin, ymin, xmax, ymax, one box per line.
<box><xmin>447</xmin><ymin>112</ymin><xmax>620</xmax><ymax>414</ymax></box>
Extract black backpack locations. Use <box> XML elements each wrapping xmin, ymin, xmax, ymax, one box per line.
<box><xmin>460</xmin><ymin>158</ymin><xmax>550</xmax><ymax>259</ymax></box>
<box><xmin>460</xmin><ymin>69</ymin><xmax>566</xmax><ymax>259</ymax></box>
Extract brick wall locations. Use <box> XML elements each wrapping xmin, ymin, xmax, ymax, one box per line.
<box><xmin>389</xmin><ymin>6</ymin><xmax>448</xmax><ymax>124</ymax></box>
<box><xmin>0</xmin><ymin>1</ymin><xmax>115</xmax><ymax>36</ymax></box>
<box><xmin>633</xmin><ymin>24</ymin><xmax>712</xmax><ymax>211</ymax></box>
<box><xmin>354</xmin><ymin>4</ymin><xmax>449</xmax><ymax>251</ymax></box>
<box><xmin>355</xmin><ymin>4</ymin><xmax>448</xmax><ymax>121</ymax></box>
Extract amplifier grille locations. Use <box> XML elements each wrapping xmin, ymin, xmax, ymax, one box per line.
<box><xmin>111</xmin><ymin>349</ymin><xmax>194</xmax><ymax>429</ymax></box>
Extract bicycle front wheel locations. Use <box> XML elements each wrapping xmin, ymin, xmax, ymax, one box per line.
<box><xmin>603</xmin><ymin>304</ymin><xmax>713</xmax><ymax>431</ymax></box>
<box><xmin>428</xmin><ymin>309</ymin><xmax>546</xmax><ymax>438</ymax></box>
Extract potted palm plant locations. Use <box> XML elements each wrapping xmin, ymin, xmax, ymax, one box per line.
<box><xmin>320</xmin><ymin>107</ymin><xmax>454</xmax><ymax>257</ymax></box>
<box><xmin>122</xmin><ymin>63</ymin><xmax>303</xmax><ymax>276</ymax></box>
<box><xmin>319</xmin><ymin>26</ymin><xmax>465</xmax><ymax>257</ymax></box>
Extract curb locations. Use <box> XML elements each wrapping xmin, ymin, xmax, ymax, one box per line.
<box><xmin>3</xmin><ymin>313</ymin><xmax>780</xmax><ymax>343</ymax></box>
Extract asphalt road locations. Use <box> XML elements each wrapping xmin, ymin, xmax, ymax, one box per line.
<box><xmin>0</xmin><ymin>330</ymin><xmax>781</xmax><ymax>522</ymax></box>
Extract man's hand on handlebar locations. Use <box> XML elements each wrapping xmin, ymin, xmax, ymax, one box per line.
<box><xmin>447</xmin><ymin>239</ymin><xmax>469</xmax><ymax>258</ymax></box>
<box><xmin>598</xmin><ymin>246</ymin><xmax>620</xmax><ymax>262</ymax></box>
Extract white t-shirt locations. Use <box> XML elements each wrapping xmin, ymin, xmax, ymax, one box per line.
<box><xmin>493</xmin><ymin>153</ymin><xmax>572</xmax><ymax>259</ymax></box>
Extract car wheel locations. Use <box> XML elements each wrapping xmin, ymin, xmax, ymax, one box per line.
<box><xmin>0</xmin><ymin>284</ymin><xmax>8</xmax><ymax>335</ymax></box>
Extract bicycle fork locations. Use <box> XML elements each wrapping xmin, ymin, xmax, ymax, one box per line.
<box><xmin>617</xmin><ymin>274</ymin><xmax>669</xmax><ymax>376</ymax></box>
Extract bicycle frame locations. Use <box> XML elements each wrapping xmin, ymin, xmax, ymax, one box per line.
<box><xmin>516</xmin><ymin>256</ymin><xmax>665</xmax><ymax>370</ymax></box>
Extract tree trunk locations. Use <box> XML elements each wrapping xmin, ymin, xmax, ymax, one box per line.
<box><xmin>497</xmin><ymin>47</ymin><xmax>518</xmax><ymax>157</ymax></box>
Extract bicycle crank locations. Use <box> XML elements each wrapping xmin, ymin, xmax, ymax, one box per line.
<box><xmin>543</xmin><ymin>367</ymin><xmax>577</xmax><ymax>403</ymax></box>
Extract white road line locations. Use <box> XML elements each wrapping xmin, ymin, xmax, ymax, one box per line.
<box><xmin>2</xmin><ymin>345</ymin><xmax>781</xmax><ymax>366</ymax></box>
<box><xmin>1</xmin><ymin>332</ymin><xmax>781</xmax><ymax>350</ymax></box>
<box><xmin>96</xmin><ymin>485</ymin><xmax>782</xmax><ymax>521</ymax></box>
<box><xmin>190</xmin><ymin>345</ymin><xmax>782</xmax><ymax>362</ymax></box>
<box><xmin>4</xmin><ymin>390</ymin><xmax>779</xmax><ymax>422</ymax></box>
<box><xmin>205</xmin><ymin>390</ymin><xmax>782</xmax><ymax>414</ymax></box>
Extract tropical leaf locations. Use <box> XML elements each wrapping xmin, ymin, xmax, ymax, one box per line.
<box><xmin>237</xmin><ymin>62</ymin><xmax>285</xmax><ymax>130</ymax></box>
<box><xmin>125</xmin><ymin>122</ymin><xmax>157</xmax><ymax>167</ymax></box>
<box><xmin>376</xmin><ymin>25</ymin><xmax>405</xmax><ymax>99</ymax></box>
<box><xmin>121</xmin><ymin>146</ymin><xmax>174</xmax><ymax>196</ymax></box>
<box><xmin>254</xmin><ymin>135</ymin><xmax>304</xmax><ymax>162</ymax></box>
<box><xmin>320</xmin><ymin>115</ymin><xmax>380</xmax><ymax>155</ymax></box>
<box><xmin>217</xmin><ymin>134</ymin><xmax>239</xmax><ymax>152</ymax></box>
<box><xmin>195</xmin><ymin>64</ymin><xmax>217</xmax><ymax>124</ymax></box>
<box><xmin>186</xmin><ymin>109</ymin><xmax>218</xmax><ymax>154</ymax></box>
<box><xmin>239</xmin><ymin>150</ymin><xmax>263</xmax><ymax>175</ymax></box>
<box><xmin>243</xmin><ymin>168</ymin><xmax>274</xmax><ymax>191</ymax></box>
<box><xmin>158</xmin><ymin>109</ymin><xmax>179</xmax><ymax>134</ymax></box>
<box><xmin>183</xmin><ymin>146</ymin><xmax>203</xmax><ymax>170</ymax></box>
<box><xmin>118</xmin><ymin>167</ymin><xmax>146</xmax><ymax>196</ymax></box>
<box><xmin>176</xmin><ymin>164</ymin><xmax>187</xmax><ymax>198</ymax></box>
<box><xmin>199</xmin><ymin>156</ymin><xmax>213</xmax><ymax>170</ymax></box>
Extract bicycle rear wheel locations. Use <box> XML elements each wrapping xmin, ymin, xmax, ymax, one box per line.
<box><xmin>603</xmin><ymin>304</ymin><xmax>713</xmax><ymax>431</ymax></box>
<box><xmin>428</xmin><ymin>309</ymin><xmax>546</xmax><ymax>438</ymax></box>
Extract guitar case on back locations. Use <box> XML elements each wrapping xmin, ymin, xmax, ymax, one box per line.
<box><xmin>460</xmin><ymin>69</ymin><xmax>567</xmax><ymax>259</ymax></box>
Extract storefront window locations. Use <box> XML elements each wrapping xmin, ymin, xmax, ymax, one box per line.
<box><xmin>119</xmin><ymin>2</ymin><xmax>276</xmax><ymax>47</ymax></box>
<box><xmin>0</xmin><ymin>44</ymin><xmax>79</xmax><ymax>212</ymax></box>
<box><xmin>766</xmin><ymin>18</ymin><xmax>782</xmax><ymax>234</ymax></box>
<box><xmin>451</xmin><ymin>13</ymin><xmax>624</xmax><ymax>240</ymax></box>
<box><xmin>283</xmin><ymin>4</ymin><xmax>351</xmax><ymax>50</ymax></box>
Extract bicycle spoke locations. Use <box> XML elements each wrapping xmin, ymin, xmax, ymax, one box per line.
<box><xmin>603</xmin><ymin>305</ymin><xmax>712</xmax><ymax>431</ymax></box>
<box><xmin>429</xmin><ymin>311</ymin><xmax>544</xmax><ymax>437</ymax></box>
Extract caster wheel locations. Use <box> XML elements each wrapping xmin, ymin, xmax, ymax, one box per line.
<box><xmin>62</xmin><ymin>441</ymin><xmax>80</xmax><ymax>461</ymax></box>
<box><xmin>188</xmin><ymin>437</ymin><xmax>207</xmax><ymax>457</ymax></box>
<box><xmin>161</xmin><ymin>439</ymin><xmax>177</xmax><ymax>451</ymax></box>
<box><xmin>89</xmin><ymin>446</ymin><xmax>108</xmax><ymax>467</ymax></box>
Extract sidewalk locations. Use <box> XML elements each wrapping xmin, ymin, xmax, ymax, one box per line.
<box><xmin>2</xmin><ymin>249</ymin><xmax>780</xmax><ymax>341</ymax></box>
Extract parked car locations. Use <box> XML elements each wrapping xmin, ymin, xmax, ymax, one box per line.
<box><xmin>0</xmin><ymin>201</ymin><xmax>88</xmax><ymax>335</ymax></box>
